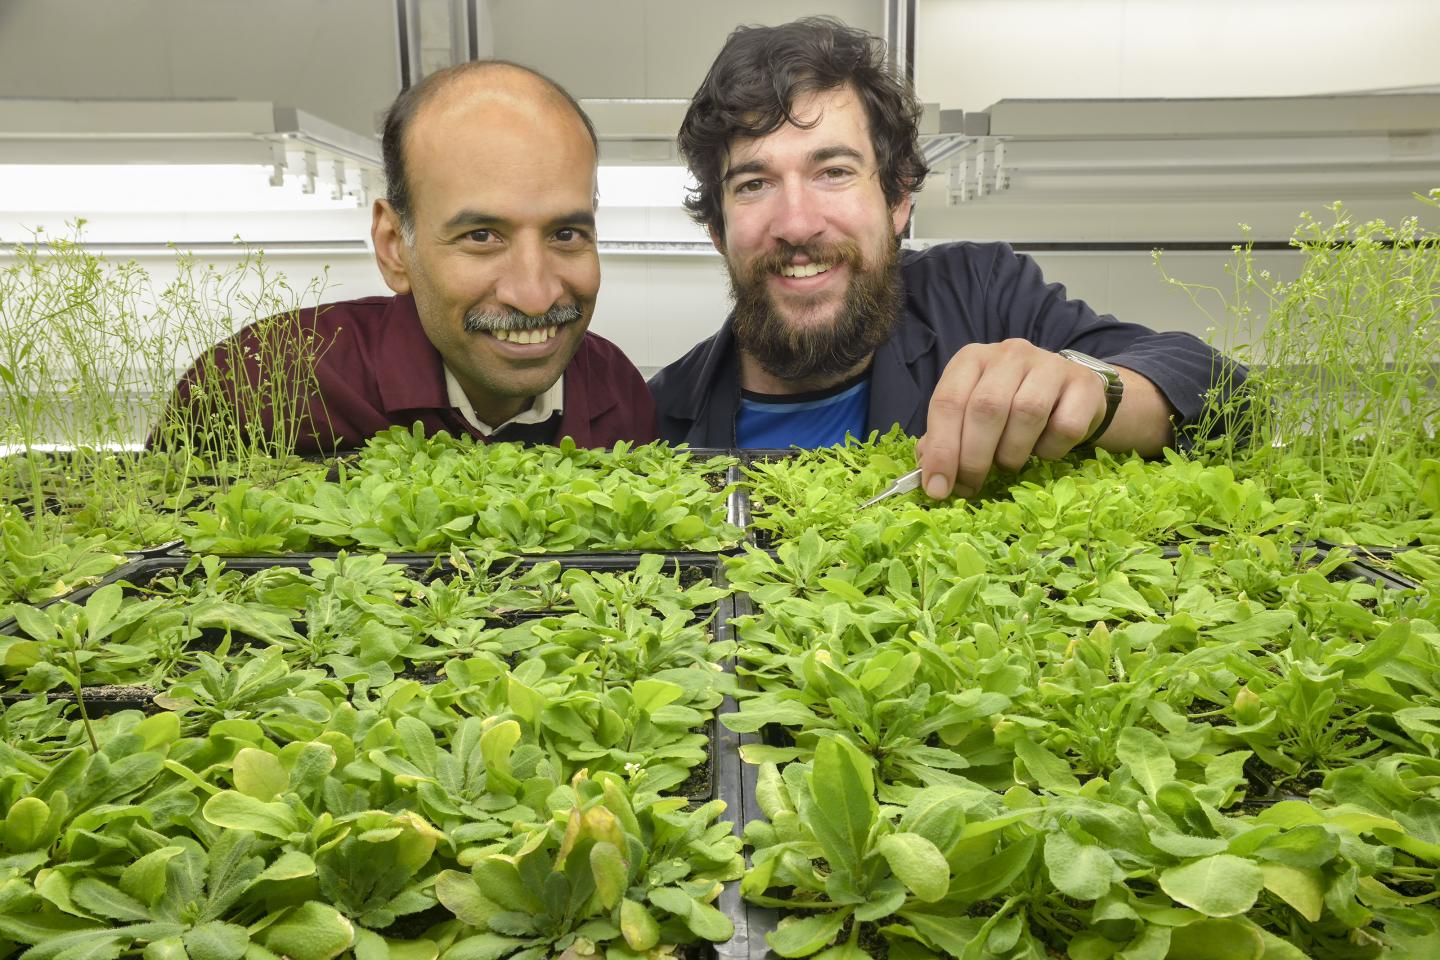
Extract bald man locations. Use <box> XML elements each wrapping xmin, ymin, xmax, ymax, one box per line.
<box><xmin>165</xmin><ymin>61</ymin><xmax>655</xmax><ymax>453</ymax></box>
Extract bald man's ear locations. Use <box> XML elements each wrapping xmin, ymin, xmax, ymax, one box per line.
<box><xmin>371</xmin><ymin>199</ymin><xmax>413</xmax><ymax>295</ymax></box>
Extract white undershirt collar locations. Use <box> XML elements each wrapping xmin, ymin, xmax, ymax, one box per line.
<box><xmin>444</xmin><ymin>367</ymin><xmax>564</xmax><ymax>436</ymax></box>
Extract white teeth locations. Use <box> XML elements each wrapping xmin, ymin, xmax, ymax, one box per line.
<box><xmin>778</xmin><ymin>263</ymin><xmax>832</xmax><ymax>278</ymax></box>
<box><xmin>493</xmin><ymin>325</ymin><xmax>560</xmax><ymax>344</ymax></box>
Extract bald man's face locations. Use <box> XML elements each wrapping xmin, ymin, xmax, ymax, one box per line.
<box><xmin>372</xmin><ymin>74</ymin><xmax>600</xmax><ymax>426</ymax></box>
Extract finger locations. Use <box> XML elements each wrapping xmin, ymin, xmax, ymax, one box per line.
<box><xmin>1033</xmin><ymin>370</ymin><xmax>1105</xmax><ymax>459</ymax></box>
<box><xmin>993</xmin><ymin>367</ymin><xmax>1064</xmax><ymax>471</ymax></box>
<box><xmin>954</xmin><ymin>361</ymin><xmax>1028</xmax><ymax>496</ymax></box>
<box><xmin>920</xmin><ymin>355</ymin><xmax>984</xmax><ymax>499</ymax></box>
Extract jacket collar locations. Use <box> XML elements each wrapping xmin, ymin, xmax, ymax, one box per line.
<box><xmin>867</xmin><ymin>302</ymin><xmax>935</xmax><ymax>435</ymax></box>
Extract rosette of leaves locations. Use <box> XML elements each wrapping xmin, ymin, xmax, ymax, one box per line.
<box><xmin>0</xmin><ymin>508</ymin><xmax>125</xmax><ymax>604</ymax></box>
<box><xmin>0</xmin><ymin>695</ymin><xmax>83</xmax><ymax>756</ymax></box>
<box><xmin>368</xmin><ymin>716</ymin><xmax>554</xmax><ymax>855</ymax></box>
<box><xmin>435</xmin><ymin>658</ymin><xmax>718</xmax><ymax>794</ymax></box>
<box><xmin>434</xmin><ymin>769</ymin><xmax>741</xmax><ymax>960</ymax></box>
<box><xmin>234</xmin><ymin>427</ymin><xmax>739</xmax><ymax>554</ymax></box>
<box><xmin>559</xmin><ymin>554</ymin><xmax>729</xmax><ymax>621</ymax></box>
<box><xmin>181</xmin><ymin>480</ymin><xmax>312</xmax><ymax>555</ymax></box>
<box><xmin>1024</xmin><ymin>725</ymin><xmax>1440</xmax><ymax>957</ymax></box>
<box><xmin>724</xmin><ymin>646</ymin><xmax>1009</xmax><ymax>802</ymax></box>
<box><xmin>0</xmin><ymin>711</ymin><xmax>180</xmax><ymax>885</ymax></box>
<box><xmin>525</xmin><ymin>604</ymin><xmax>722</xmax><ymax>684</ymax></box>
<box><xmin>0</xmin><ymin>826</ymin><xmax>357</xmax><ymax>960</ymax></box>
<box><xmin>155</xmin><ymin>647</ymin><xmax>341</xmax><ymax>741</ymax></box>
<box><xmin>3</xmin><ymin>583</ymin><xmax>177</xmax><ymax>693</ymax></box>
<box><xmin>742</xmin><ymin>737</ymin><xmax>1041</xmax><ymax>960</ymax></box>
<box><xmin>200</xmin><ymin>742</ymin><xmax>448</xmax><ymax>946</ymax></box>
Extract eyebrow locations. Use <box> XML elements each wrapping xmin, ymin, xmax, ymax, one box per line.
<box><xmin>723</xmin><ymin>145</ymin><xmax>868</xmax><ymax>183</ymax></box>
<box><xmin>441</xmin><ymin>209</ymin><xmax>597</xmax><ymax>232</ymax></box>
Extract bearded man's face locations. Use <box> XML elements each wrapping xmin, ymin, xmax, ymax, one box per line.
<box><xmin>715</xmin><ymin>86</ymin><xmax>912</xmax><ymax>384</ymax></box>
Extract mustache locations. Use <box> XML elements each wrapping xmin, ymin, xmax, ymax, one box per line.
<box><xmin>744</xmin><ymin>240</ymin><xmax>865</xmax><ymax>280</ymax></box>
<box><xmin>463</xmin><ymin>302</ymin><xmax>583</xmax><ymax>333</ymax></box>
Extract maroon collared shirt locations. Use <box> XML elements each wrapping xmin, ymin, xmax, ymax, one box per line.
<box><xmin>165</xmin><ymin>293</ymin><xmax>657</xmax><ymax>454</ymax></box>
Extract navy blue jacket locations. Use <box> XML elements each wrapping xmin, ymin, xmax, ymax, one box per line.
<box><xmin>648</xmin><ymin>241</ymin><xmax>1240</xmax><ymax>447</ymax></box>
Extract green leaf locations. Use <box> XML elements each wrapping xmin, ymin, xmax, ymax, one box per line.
<box><xmin>233</xmin><ymin>748</ymin><xmax>289</xmax><ymax>802</ymax></box>
<box><xmin>260</xmin><ymin>902</ymin><xmax>355</xmax><ymax>960</ymax></box>
<box><xmin>480</xmin><ymin>720</ymin><xmax>523</xmax><ymax>795</ymax></box>
<box><xmin>119</xmin><ymin>847</ymin><xmax>184</xmax><ymax>907</ymax></box>
<box><xmin>1044</xmin><ymin>830</ymin><xmax>1121</xmax><ymax>901</ymax></box>
<box><xmin>1013</xmin><ymin>739</ymin><xmax>1079</xmax><ymax>794</ymax></box>
<box><xmin>183</xmin><ymin>922</ymin><xmax>251</xmax><ymax>960</ymax></box>
<box><xmin>69</xmin><ymin>878</ymin><xmax>151</xmax><ymax>922</ymax></box>
<box><xmin>256</xmin><ymin>850</ymin><xmax>317</xmax><ymax>883</ymax></box>
<box><xmin>1115</xmin><ymin>727</ymin><xmax>1176</xmax><ymax>798</ymax></box>
<box><xmin>472</xmin><ymin>857</ymin><xmax>539</xmax><ymax>913</ymax></box>
<box><xmin>631</xmin><ymin>678</ymin><xmax>684</xmax><ymax>715</ymax></box>
<box><xmin>4</xmin><ymin>795</ymin><xmax>52</xmax><ymax>852</ymax></box>
<box><xmin>79</xmin><ymin>585</ymin><xmax>124</xmax><ymax>644</ymax></box>
<box><xmin>589</xmin><ymin>841</ymin><xmax>626</xmax><ymax>910</ymax></box>
<box><xmin>1164</xmin><ymin>919</ymin><xmax>1263</xmax><ymax>960</ymax></box>
<box><xmin>1159</xmin><ymin>855</ymin><xmax>1265</xmax><ymax>917</ymax></box>
<box><xmin>620</xmin><ymin>898</ymin><xmax>660</xmax><ymax>951</ymax></box>
<box><xmin>203</xmin><ymin>791</ymin><xmax>298</xmax><ymax>839</ymax></box>
<box><xmin>435</xmin><ymin>870</ymin><xmax>494</xmax><ymax>927</ymax></box>
<box><xmin>143</xmin><ymin>937</ymin><xmax>188</xmax><ymax>960</ymax></box>
<box><xmin>807</xmin><ymin>738</ymin><xmax>877</xmax><ymax>872</ymax></box>
<box><xmin>812</xmin><ymin>942</ymin><xmax>869</xmax><ymax>960</ymax></box>
<box><xmin>1258</xmin><ymin>863</ymin><xmax>1324</xmax><ymax>922</ymax></box>
<box><xmin>898</xmin><ymin>787</ymin><xmax>968</xmax><ymax>859</ymax></box>
<box><xmin>874</xmin><ymin>832</ymin><xmax>949</xmax><ymax>902</ymax></box>
<box><xmin>441</xmin><ymin>933</ymin><xmax>530</xmax><ymax>960</ymax></box>
<box><xmin>767</xmin><ymin>909</ymin><xmax>851</xmax><ymax>959</ymax></box>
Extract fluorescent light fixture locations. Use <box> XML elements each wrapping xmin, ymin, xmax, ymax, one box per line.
<box><xmin>596</xmin><ymin>166</ymin><xmax>694</xmax><ymax>208</ymax></box>
<box><xmin>0</xmin><ymin>163</ymin><xmax>364</xmax><ymax>214</ymax></box>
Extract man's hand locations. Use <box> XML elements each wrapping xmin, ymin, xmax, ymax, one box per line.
<box><xmin>916</xmin><ymin>339</ymin><xmax>1174</xmax><ymax>499</ymax></box>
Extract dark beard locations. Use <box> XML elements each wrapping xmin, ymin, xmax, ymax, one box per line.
<box><xmin>728</xmin><ymin>239</ymin><xmax>902</xmax><ymax>385</ymax></box>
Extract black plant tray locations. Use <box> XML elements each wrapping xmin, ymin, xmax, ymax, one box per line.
<box><xmin>0</xmin><ymin>685</ymin><xmax>156</xmax><ymax>716</ymax></box>
<box><xmin>724</xmin><ymin>589</ymin><xmax>780</xmax><ymax>960</ymax></box>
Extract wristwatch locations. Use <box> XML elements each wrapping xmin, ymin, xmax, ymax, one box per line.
<box><xmin>1058</xmin><ymin>349</ymin><xmax>1124</xmax><ymax>445</ymax></box>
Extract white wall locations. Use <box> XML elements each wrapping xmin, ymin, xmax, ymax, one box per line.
<box><xmin>0</xmin><ymin>0</ymin><xmax>399</xmax><ymax>136</ymax></box>
<box><xmin>3</xmin><ymin>0</ymin><xmax>1439</xmax><ymax>381</ymax></box>
<box><xmin>915</xmin><ymin>0</ymin><xmax>1440</xmax><ymax>111</ymax></box>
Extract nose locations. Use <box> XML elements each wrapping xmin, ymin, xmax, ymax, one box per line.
<box><xmin>493</xmin><ymin>236</ymin><xmax>565</xmax><ymax>317</ymax></box>
<box><xmin>770</xmin><ymin>183</ymin><xmax>825</xmax><ymax>247</ymax></box>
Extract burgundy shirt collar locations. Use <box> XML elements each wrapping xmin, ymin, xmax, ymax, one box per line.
<box><xmin>373</xmin><ymin>294</ymin><xmax>450</xmax><ymax>414</ymax></box>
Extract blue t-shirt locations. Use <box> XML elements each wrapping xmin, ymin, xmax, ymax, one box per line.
<box><xmin>736</xmin><ymin>373</ymin><xmax>870</xmax><ymax>448</ymax></box>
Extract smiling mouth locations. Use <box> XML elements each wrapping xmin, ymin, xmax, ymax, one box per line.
<box><xmin>489</xmin><ymin>325</ymin><xmax>561</xmax><ymax>344</ymax></box>
<box><xmin>777</xmin><ymin>263</ymin><xmax>833</xmax><ymax>278</ymax></box>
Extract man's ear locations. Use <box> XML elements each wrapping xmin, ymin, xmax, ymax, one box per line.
<box><xmin>371</xmin><ymin>199</ymin><xmax>412</xmax><ymax>295</ymax></box>
<box><xmin>890</xmin><ymin>192</ymin><xmax>914</xmax><ymax>238</ymax></box>
<box><xmin>708</xmin><ymin>223</ymin><xmax>726</xmax><ymax>255</ymax></box>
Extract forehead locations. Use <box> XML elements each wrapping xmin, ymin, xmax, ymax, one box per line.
<box><xmin>726</xmin><ymin>87</ymin><xmax>877</xmax><ymax>169</ymax></box>
<box><xmin>404</xmin><ymin>80</ymin><xmax>597</xmax><ymax>221</ymax></box>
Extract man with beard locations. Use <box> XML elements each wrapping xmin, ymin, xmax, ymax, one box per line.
<box><xmin>166</xmin><ymin>61</ymin><xmax>655</xmax><ymax>454</ymax></box>
<box><xmin>649</xmin><ymin>18</ymin><xmax>1241</xmax><ymax>499</ymax></box>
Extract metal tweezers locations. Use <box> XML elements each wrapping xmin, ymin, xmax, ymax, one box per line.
<box><xmin>859</xmin><ymin>467</ymin><xmax>923</xmax><ymax>509</ymax></box>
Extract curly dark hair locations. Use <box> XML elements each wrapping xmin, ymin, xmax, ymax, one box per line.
<box><xmin>678</xmin><ymin>17</ymin><xmax>929</xmax><ymax>242</ymax></box>
<box><xmin>381</xmin><ymin>60</ymin><xmax>598</xmax><ymax>240</ymax></box>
